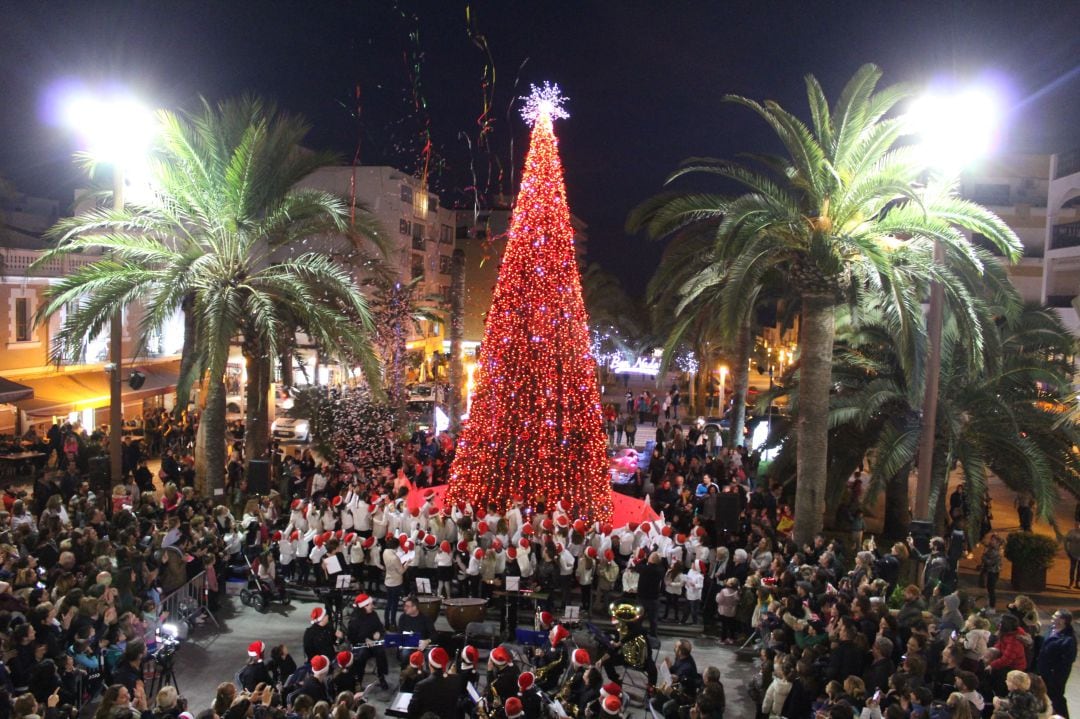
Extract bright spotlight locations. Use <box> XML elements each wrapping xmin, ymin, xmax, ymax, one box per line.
<box><xmin>907</xmin><ymin>86</ymin><xmax>1001</xmax><ymax>173</ymax></box>
<box><xmin>62</xmin><ymin>91</ymin><xmax>157</xmax><ymax>168</ymax></box>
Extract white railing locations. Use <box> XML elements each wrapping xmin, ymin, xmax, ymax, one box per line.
<box><xmin>0</xmin><ymin>248</ymin><xmax>100</xmax><ymax>278</ymax></box>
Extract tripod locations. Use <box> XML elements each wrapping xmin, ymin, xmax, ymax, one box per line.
<box><xmin>147</xmin><ymin>655</ymin><xmax>180</xmax><ymax>698</ymax></box>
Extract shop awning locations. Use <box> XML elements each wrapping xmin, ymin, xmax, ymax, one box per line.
<box><xmin>14</xmin><ymin>360</ymin><xmax>180</xmax><ymax>417</ymax></box>
<box><xmin>0</xmin><ymin>377</ymin><xmax>34</xmax><ymax>404</ymax></box>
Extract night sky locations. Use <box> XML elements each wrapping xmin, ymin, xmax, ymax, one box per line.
<box><xmin>2</xmin><ymin>1</ymin><xmax>1079</xmax><ymax>291</ymax></box>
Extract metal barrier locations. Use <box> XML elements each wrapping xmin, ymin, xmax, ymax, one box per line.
<box><xmin>160</xmin><ymin>570</ymin><xmax>219</xmax><ymax>632</ymax></box>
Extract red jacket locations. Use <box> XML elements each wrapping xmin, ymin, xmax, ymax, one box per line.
<box><xmin>989</xmin><ymin>629</ymin><xmax>1028</xmax><ymax>672</ymax></box>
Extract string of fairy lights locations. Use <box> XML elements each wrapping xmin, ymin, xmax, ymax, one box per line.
<box><xmin>444</xmin><ymin>84</ymin><xmax>612</xmax><ymax>521</ymax></box>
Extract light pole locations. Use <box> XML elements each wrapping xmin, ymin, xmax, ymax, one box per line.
<box><xmin>63</xmin><ymin>92</ymin><xmax>156</xmax><ymax>491</ymax></box>
<box><xmin>908</xmin><ymin>87</ymin><xmax>999</xmax><ymax>543</ymax></box>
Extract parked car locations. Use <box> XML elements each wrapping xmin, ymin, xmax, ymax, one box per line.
<box><xmin>271</xmin><ymin>412</ymin><xmax>310</xmax><ymax>442</ymax></box>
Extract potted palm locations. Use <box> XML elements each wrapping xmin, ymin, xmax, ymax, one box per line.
<box><xmin>1004</xmin><ymin>532</ymin><xmax>1059</xmax><ymax>591</ymax></box>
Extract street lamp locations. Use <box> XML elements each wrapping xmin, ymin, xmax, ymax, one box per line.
<box><xmin>908</xmin><ymin>85</ymin><xmax>1000</xmax><ymax>542</ymax></box>
<box><xmin>62</xmin><ymin>89</ymin><xmax>156</xmax><ymax>490</ymax></box>
<box><xmin>718</xmin><ymin>365</ymin><xmax>729</xmax><ymax>416</ymax></box>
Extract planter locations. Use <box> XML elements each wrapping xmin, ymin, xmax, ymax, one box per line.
<box><xmin>1010</xmin><ymin>562</ymin><xmax>1047</xmax><ymax>592</ymax></box>
<box><xmin>1004</xmin><ymin>531</ymin><xmax>1058</xmax><ymax>592</ymax></box>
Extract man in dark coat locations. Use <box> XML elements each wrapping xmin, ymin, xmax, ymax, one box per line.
<box><xmin>863</xmin><ymin>636</ymin><xmax>894</xmax><ymax>695</ymax></box>
<box><xmin>346</xmin><ymin>594</ymin><xmax>389</xmax><ymax>689</ymax></box>
<box><xmin>408</xmin><ymin>647</ymin><xmax>464</xmax><ymax>719</ymax></box>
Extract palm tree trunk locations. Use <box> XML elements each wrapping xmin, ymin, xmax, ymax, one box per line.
<box><xmin>695</xmin><ymin>365</ymin><xmax>710</xmax><ymax>418</ymax></box>
<box><xmin>244</xmin><ymin>344</ymin><xmax>271</xmax><ymax>465</ymax></box>
<box><xmin>448</xmin><ymin>248</ymin><xmax>465</xmax><ymax>434</ymax></box>
<box><xmin>730</xmin><ymin>319</ymin><xmax>752</xmax><ymax>447</ymax></box>
<box><xmin>195</xmin><ymin>375</ymin><xmax>227</xmax><ymax>494</ymax></box>
<box><xmin>794</xmin><ymin>294</ymin><xmax>835</xmax><ymax>546</ymax></box>
<box><xmin>175</xmin><ymin>295</ymin><xmax>197</xmax><ymax>417</ymax></box>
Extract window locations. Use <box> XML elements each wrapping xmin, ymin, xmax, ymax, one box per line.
<box><xmin>14</xmin><ymin>298</ymin><xmax>30</xmax><ymax>342</ymax></box>
<box><xmin>399</xmin><ymin>218</ymin><xmax>411</xmax><ymax>236</ymax></box>
<box><xmin>428</xmin><ymin>196</ymin><xmax>437</xmax><ymax>213</ymax></box>
<box><xmin>440</xmin><ymin>285</ymin><xmax>452</xmax><ymax>303</ymax></box>
<box><xmin>400</xmin><ymin>185</ymin><xmax>413</xmax><ymax>203</ymax></box>
<box><xmin>412</xmin><ymin>191</ymin><xmax>428</xmax><ymax>219</ymax></box>
<box><xmin>439</xmin><ymin>254</ymin><xmax>453</xmax><ymax>274</ymax></box>
<box><xmin>440</xmin><ymin>224</ymin><xmax>453</xmax><ymax>244</ymax></box>
<box><xmin>972</xmin><ymin>183</ymin><xmax>1010</xmax><ymax>206</ymax></box>
<box><xmin>412</xmin><ymin>223</ymin><xmax>426</xmax><ymax>250</ymax></box>
<box><xmin>411</xmin><ymin>253</ymin><xmax>425</xmax><ymax>281</ymax></box>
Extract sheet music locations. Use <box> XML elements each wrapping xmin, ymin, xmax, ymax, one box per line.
<box><xmin>390</xmin><ymin>692</ymin><xmax>412</xmax><ymax>712</ymax></box>
<box><xmin>505</xmin><ymin>576</ymin><xmax>520</xmax><ymax>592</ymax></box>
<box><xmin>467</xmin><ymin>682</ymin><xmax>481</xmax><ymax>704</ymax></box>
<box><xmin>335</xmin><ymin>574</ymin><xmax>352</xmax><ymax>589</ymax></box>
<box><xmin>323</xmin><ymin>554</ymin><xmax>342</xmax><ymax>575</ymax></box>
<box><xmin>550</xmin><ymin>700</ymin><xmax>568</xmax><ymax>718</ymax></box>
<box><xmin>657</xmin><ymin>660</ymin><xmax>672</xmax><ymax>688</ymax></box>
<box><xmin>415</xmin><ymin>578</ymin><xmax>432</xmax><ymax>594</ymax></box>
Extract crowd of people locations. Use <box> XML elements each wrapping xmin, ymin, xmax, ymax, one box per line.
<box><xmin>0</xmin><ymin>406</ymin><xmax>1075</xmax><ymax>719</ymax></box>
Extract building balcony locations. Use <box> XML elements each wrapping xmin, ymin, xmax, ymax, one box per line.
<box><xmin>1050</xmin><ymin>221</ymin><xmax>1080</xmax><ymax>252</ymax></box>
<box><xmin>0</xmin><ymin>247</ymin><xmax>99</xmax><ymax>278</ymax></box>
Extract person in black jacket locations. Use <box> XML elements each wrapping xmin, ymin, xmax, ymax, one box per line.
<box><xmin>632</xmin><ymin>553</ymin><xmax>667</xmax><ymax>636</ymax></box>
<box><xmin>111</xmin><ymin>641</ymin><xmax>146</xmax><ymax>696</ymax></box>
<box><xmin>408</xmin><ymin>648</ymin><xmax>463</xmax><ymax>719</ymax></box>
<box><xmin>238</xmin><ymin>641</ymin><xmax>272</xmax><ymax>693</ymax></box>
<box><xmin>303</xmin><ymin>607</ymin><xmax>340</xmax><ymax>661</ymax></box>
<box><xmin>345</xmin><ymin>594</ymin><xmax>388</xmax><ymax>689</ymax></box>
<box><xmin>825</xmin><ymin>620</ymin><xmax>865</xmax><ymax>682</ymax></box>
<box><xmin>291</xmin><ymin>655</ymin><xmax>330</xmax><ymax>704</ymax></box>
<box><xmin>863</xmin><ymin>636</ymin><xmax>894</xmax><ymax>695</ymax></box>
<box><xmin>331</xmin><ymin>651</ymin><xmax>364</xmax><ymax>695</ymax></box>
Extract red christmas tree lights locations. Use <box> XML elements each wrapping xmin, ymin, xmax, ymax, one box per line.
<box><xmin>446</xmin><ymin>84</ymin><xmax>612</xmax><ymax>522</ymax></box>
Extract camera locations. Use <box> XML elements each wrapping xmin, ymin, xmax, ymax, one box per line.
<box><xmin>154</xmin><ymin>624</ymin><xmax>182</xmax><ymax>667</ymax></box>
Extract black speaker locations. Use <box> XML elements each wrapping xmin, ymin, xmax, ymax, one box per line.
<box><xmin>128</xmin><ymin>371</ymin><xmax>146</xmax><ymax>390</ymax></box>
<box><xmin>248</xmin><ymin>459</ymin><xmax>271</xmax><ymax>495</ymax></box>
<box><xmin>715</xmin><ymin>492</ymin><xmax>743</xmax><ymax>534</ymax></box>
<box><xmin>88</xmin><ymin>456</ymin><xmax>110</xmax><ymax>497</ymax></box>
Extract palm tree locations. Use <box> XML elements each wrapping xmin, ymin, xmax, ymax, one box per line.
<box><xmin>35</xmin><ymin>97</ymin><xmax>384</xmax><ymax>492</ymax></box>
<box><xmin>645</xmin><ymin>64</ymin><xmax>1021</xmax><ymax>543</ymax></box>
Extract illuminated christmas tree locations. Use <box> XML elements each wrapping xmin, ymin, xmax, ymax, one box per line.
<box><xmin>446</xmin><ymin>83</ymin><xmax>612</xmax><ymax>521</ymax></box>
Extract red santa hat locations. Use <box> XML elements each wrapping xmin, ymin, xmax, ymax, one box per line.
<box><xmin>492</xmin><ymin>539</ymin><xmax>503</xmax><ymax>552</ymax></box>
<box><xmin>504</xmin><ymin>697</ymin><xmax>524</xmax><ymax>719</ymax></box>
<box><xmin>572</xmin><ymin>519</ymin><xmax>586</xmax><ymax>534</ymax></box>
<box><xmin>507</xmin><ymin>547</ymin><xmax>518</xmax><ymax>560</ymax></box>
<box><xmin>628</xmin><ymin>522</ymin><xmax>639</xmax><ymax>532</ymax></box>
<box><xmin>558</xmin><ymin>500</ymin><xmax>570</xmax><ymax>512</ymax></box>
<box><xmin>457</xmin><ymin>540</ymin><xmax>469</xmax><ymax>552</ymax></box>
<box><xmin>541</xmin><ymin>518</ymin><xmax>554</xmax><ymax>532</ymax></box>
<box><xmin>336</xmin><ymin>650</ymin><xmax>353</xmax><ymax>668</ymax></box>
<box><xmin>602</xmin><ymin>695</ymin><xmax>622</xmax><ymax>715</ymax></box>
<box><xmin>555</xmin><ymin>542</ymin><xmax>565</xmax><ymax>553</ymax></box>
<box><xmin>460</xmin><ymin>645</ymin><xmax>479</xmax><ymax>668</ymax></box>
<box><xmin>332</xmin><ymin>495</ymin><xmax>343</xmax><ymax>507</ymax></box>
<box><xmin>604</xmin><ymin>549</ymin><xmax>615</xmax><ymax>562</ymax></box>
<box><xmin>313</xmin><ymin>534</ymin><xmax>326</xmax><ymax>548</ymax></box>
<box><xmin>549</xmin><ymin>624</ymin><xmax>570</xmax><ymax>647</ymax></box>
<box><xmin>290</xmin><ymin>499</ymin><xmax>303</xmax><ymax>510</ymax></box>
<box><xmin>518</xmin><ymin>538</ymin><xmax>531</xmax><ymax>550</ymax></box>
<box><xmin>522</xmin><ymin>524</ymin><xmax>535</xmax><ymax>536</ymax></box>
<box><xmin>586</xmin><ymin>547</ymin><xmax>598</xmax><ymax>559</ymax></box>
<box><xmin>556</xmin><ymin>515</ymin><xmax>570</xmax><ymax>529</ymax></box>
<box><xmin>539</xmin><ymin>611</ymin><xmax>555</xmax><ymax>629</ymax></box>
<box><xmin>517</xmin><ymin>671</ymin><xmax>535</xmax><ymax>692</ymax></box>
<box><xmin>477</xmin><ymin>521</ymin><xmax>489</xmax><ymax>535</ymax></box>
<box><xmin>600</xmin><ymin>681</ymin><xmax>622</xmax><ymax>698</ymax></box>
<box><xmin>310</xmin><ymin>607</ymin><xmax>327</xmax><ymax>624</ymax></box>
<box><xmin>661</xmin><ymin>526</ymin><xmax>672</xmax><ymax>538</ymax></box>
<box><xmin>247</xmin><ymin>641</ymin><xmax>264</xmax><ymax>658</ymax></box>
<box><xmin>344</xmin><ymin>532</ymin><xmax>357</xmax><ymax>544</ymax></box>
<box><xmin>290</xmin><ymin>530</ymin><xmax>300</xmax><ymax>541</ymax></box>
<box><xmin>694</xmin><ymin>526</ymin><xmax>707</xmax><ymax>538</ymax></box>
<box><xmin>362</xmin><ymin>536</ymin><xmax>376</xmax><ymax>549</ymax></box>
<box><xmin>572</xmin><ymin>648</ymin><xmax>591</xmax><ymax>667</ymax></box>
<box><xmin>490</xmin><ymin>646</ymin><xmax>511</xmax><ymax>667</ymax></box>
<box><xmin>272</xmin><ymin>531</ymin><xmax>283</xmax><ymax>542</ymax></box>
<box><xmin>353</xmin><ymin>593</ymin><xmax>373</xmax><ymax>609</ymax></box>
<box><xmin>427</xmin><ymin>646</ymin><xmax>449</xmax><ymax>671</ymax></box>
<box><xmin>512</xmin><ymin>493</ymin><xmax>524</xmax><ymax>504</ymax></box>
<box><xmin>676</xmin><ymin>533</ymin><xmax>687</xmax><ymax>545</ymax></box>
<box><xmin>408</xmin><ymin>650</ymin><xmax>425</xmax><ymax>669</ymax></box>
<box><xmin>424</xmin><ymin>534</ymin><xmax>437</xmax><ymax>548</ymax></box>
<box><xmin>440</xmin><ymin>540</ymin><xmax>452</xmax><ymax>553</ymax></box>
<box><xmin>601</xmin><ymin>523</ymin><xmax>613</xmax><ymax>536</ymax></box>
<box><xmin>640</xmin><ymin>524</ymin><xmax>652</xmax><ymax>535</ymax></box>
<box><xmin>473</xmin><ymin>548</ymin><xmax>485</xmax><ymax>560</ymax></box>
<box><xmin>311</xmin><ymin>654</ymin><xmax>330</xmax><ymax>677</ymax></box>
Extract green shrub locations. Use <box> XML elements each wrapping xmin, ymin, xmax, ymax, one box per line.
<box><xmin>1004</xmin><ymin>531</ymin><xmax>1059</xmax><ymax>571</ymax></box>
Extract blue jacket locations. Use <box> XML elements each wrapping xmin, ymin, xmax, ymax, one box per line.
<box><xmin>1036</xmin><ymin>630</ymin><xmax>1076</xmax><ymax>685</ymax></box>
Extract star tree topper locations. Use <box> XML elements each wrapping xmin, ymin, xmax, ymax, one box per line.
<box><xmin>520</xmin><ymin>82</ymin><xmax>570</xmax><ymax>126</ymax></box>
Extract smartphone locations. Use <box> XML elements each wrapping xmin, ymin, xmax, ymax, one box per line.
<box><xmin>873</xmin><ymin>690</ymin><xmax>883</xmax><ymax>703</ymax></box>
<box><xmin>951</xmin><ymin>630</ymin><xmax>958</xmax><ymax>641</ymax></box>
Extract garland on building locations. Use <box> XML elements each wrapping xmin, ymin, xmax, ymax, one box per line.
<box><xmin>445</xmin><ymin>83</ymin><xmax>612</xmax><ymax>521</ymax></box>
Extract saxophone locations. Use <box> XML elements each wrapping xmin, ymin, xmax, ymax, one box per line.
<box><xmin>555</xmin><ymin>670</ymin><xmax>579</xmax><ymax>719</ymax></box>
<box><xmin>478</xmin><ymin>674</ymin><xmax>500</xmax><ymax>719</ymax></box>
<box><xmin>533</xmin><ymin>648</ymin><xmax>565</xmax><ymax>687</ymax></box>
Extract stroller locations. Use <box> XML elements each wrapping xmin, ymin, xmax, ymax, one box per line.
<box><xmin>239</xmin><ymin>553</ymin><xmax>290</xmax><ymax>612</ymax></box>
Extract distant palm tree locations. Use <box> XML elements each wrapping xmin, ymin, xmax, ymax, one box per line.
<box><xmin>641</xmin><ymin>64</ymin><xmax>1021</xmax><ymax>543</ymax></box>
<box><xmin>35</xmin><ymin>97</ymin><xmax>384</xmax><ymax>491</ymax></box>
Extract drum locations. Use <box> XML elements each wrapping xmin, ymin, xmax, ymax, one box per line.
<box><xmin>442</xmin><ymin>597</ymin><xmax>487</xmax><ymax>632</ymax></box>
<box><xmin>416</xmin><ymin>594</ymin><xmax>442</xmax><ymax>624</ymax></box>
